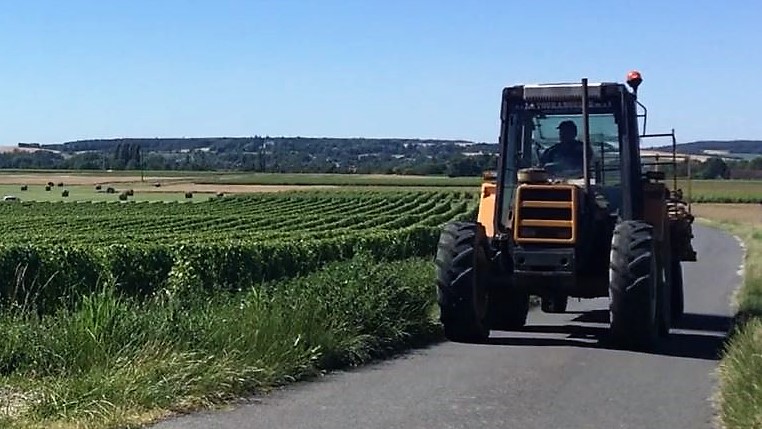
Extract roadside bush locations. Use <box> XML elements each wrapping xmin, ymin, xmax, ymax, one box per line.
<box><xmin>0</xmin><ymin>256</ymin><xmax>439</xmax><ymax>427</ymax></box>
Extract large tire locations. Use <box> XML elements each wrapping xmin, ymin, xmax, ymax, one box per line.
<box><xmin>657</xmin><ymin>250</ymin><xmax>671</xmax><ymax>337</ymax></box>
<box><xmin>435</xmin><ymin>221</ymin><xmax>490</xmax><ymax>343</ymax></box>
<box><xmin>488</xmin><ymin>280</ymin><xmax>529</xmax><ymax>330</ymax></box>
<box><xmin>608</xmin><ymin>221</ymin><xmax>660</xmax><ymax>349</ymax></box>
<box><xmin>670</xmin><ymin>257</ymin><xmax>684</xmax><ymax>320</ymax></box>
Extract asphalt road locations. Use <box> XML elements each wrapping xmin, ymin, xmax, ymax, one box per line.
<box><xmin>154</xmin><ymin>224</ymin><xmax>742</xmax><ymax>429</ymax></box>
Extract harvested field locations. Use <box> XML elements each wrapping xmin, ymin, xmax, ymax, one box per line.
<box><xmin>0</xmin><ymin>174</ymin><xmax>190</xmax><ymax>185</ymax></box>
<box><xmin>691</xmin><ymin>203</ymin><xmax>762</xmax><ymax>224</ymax></box>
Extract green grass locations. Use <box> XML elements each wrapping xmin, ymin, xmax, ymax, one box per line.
<box><xmin>0</xmin><ymin>255</ymin><xmax>441</xmax><ymax>429</ymax></box>
<box><xmin>678</xmin><ymin>179</ymin><xmax>762</xmax><ymax>203</ymax></box>
<box><xmin>695</xmin><ymin>216</ymin><xmax>762</xmax><ymax>428</ymax></box>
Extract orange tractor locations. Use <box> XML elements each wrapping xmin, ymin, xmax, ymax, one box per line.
<box><xmin>435</xmin><ymin>71</ymin><xmax>696</xmax><ymax>349</ymax></box>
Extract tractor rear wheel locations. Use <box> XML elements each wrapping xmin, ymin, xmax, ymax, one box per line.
<box><xmin>488</xmin><ymin>280</ymin><xmax>529</xmax><ymax>330</ymax></box>
<box><xmin>608</xmin><ymin>221</ymin><xmax>660</xmax><ymax>349</ymax></box>
<box><xmin>670</xmin><ymin>257</ymin><xmax>685</xmax><ymax>320</ymax></box>
<box><xmin>435</xmin><ymin>221</ymin><xmax>491</xmax><ymax>343</ymax></box>
<box><xmin>541</xmin><ymin>294</ymin><xmax>568</xmax><ymax>313</ymax></box>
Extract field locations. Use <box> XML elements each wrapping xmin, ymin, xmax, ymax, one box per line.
<box><xmin>0</xmin><ymin>187</ymin><xmax>476</xmax><ymax>428</ymax></box>
<box><xmin>675</xmin><ymin>179</ymin><xmax>762</xmax><ymax>203</ymax></box>
<box><xmin>0</xmin><ymin>190</ymin><xmax>474</xmax><ymax>314</ymax></box>
<box><xmin>0</xmin><ymin>170</ymin><xmax>761</xmax><ymax>428</ymax></box>
<box><xmin>0</xmin><ymin>171</ymin><xmax>761</xmax><ymax>203</ymax></box>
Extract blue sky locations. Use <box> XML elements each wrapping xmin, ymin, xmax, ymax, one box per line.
<box><xmin>0</xmin><ymin>0</ymin><xmax>759</xmax><ymax>146</ymax></box>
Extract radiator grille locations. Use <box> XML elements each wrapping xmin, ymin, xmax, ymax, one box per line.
<box><xmin>514</xmin><ymin>185</ymin><xmax>576</xmax><ymax>244</ymax></box>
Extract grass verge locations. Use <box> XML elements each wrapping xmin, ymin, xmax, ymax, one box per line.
<box><xmin>692</xmin><ymin>205</ymin><xmax>762</xmax><ymax>428</ymax></box>
<box><xmin>0</xmin><ymin>254</ymin><xmax>440</xmax><ymax>429</ymax></box>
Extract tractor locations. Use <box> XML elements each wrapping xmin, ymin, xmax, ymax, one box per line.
<box><xmin>435</xmin><ymin>71</ymin><xmax>697</xmax><ymax>349</ymax></box>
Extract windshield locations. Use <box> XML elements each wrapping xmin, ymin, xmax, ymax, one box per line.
<box><xmin>512</xmin><ymin>112</ymin><xmax>621</xmax><ymax>183</ymax></box>
<box><xmin>500</xmin><ymin>110</ymin><xmax>624</xmax><ymax>224</ymax></box>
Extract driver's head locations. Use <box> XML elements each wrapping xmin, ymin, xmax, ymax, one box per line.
<box><xmin>557</xmin><ymin>120</ymin><xmax>578</xmax><ymax>144</ymax></box>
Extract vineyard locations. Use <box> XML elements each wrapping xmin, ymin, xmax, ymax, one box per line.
<box><xmin>0</xmin><ymin>190</ymin><xmax>476</xmax><ymax>313</ymax></box>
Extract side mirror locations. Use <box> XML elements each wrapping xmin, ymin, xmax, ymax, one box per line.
<box><xmin>482</xmin><ymin>170</ymin><xmax>497</xmax><ymax>182</ymax></box>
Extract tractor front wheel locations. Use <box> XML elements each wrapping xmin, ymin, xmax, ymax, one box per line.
<box><xmin>435</xmin><ymin>221</ymin><xmax>491</xmax><ymax>343</ymax></box>
<box><xmin>670</xmin><ymin>257</ymin><xmax>685</xmax><ymax>320</ymax></box>
<box><xmin>488</xmin><ymin>280</ymin><xmax>529</xmax><ymax>330</ymax></box>
<box><xmin>608</xmin><ymin>220</ymin><xmax>660</xmax><ymax>349</ymax></box>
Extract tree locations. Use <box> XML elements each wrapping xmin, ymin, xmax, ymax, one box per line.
<box><xmin>750</xmin><ymin>156</ymin><xmax>762</xmax><ymax>170</ymax></box>
<box><xmin>700</xmin><ymin>157</ymin><xmax>730</xmax><ymax>179</ymax></box>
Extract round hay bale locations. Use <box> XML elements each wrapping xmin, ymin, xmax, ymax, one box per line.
<box><xmin>62</xmin><ymin>190</ymin><xmax>69</xmax><ymax>197</ymax></box>
<box><xmin>153</xmin><ymin>182</ymin><xmax>161</xmax><ymax>187</ymax></box>
<box><xmin>47</xmin><ymin>181</ymin><xmax>54</xmax><ymax>187</ymax></box>
<box><xmin>106</xmin><ymin>187</ymin><xmax>116</xmax><ymax>194</ymax></box>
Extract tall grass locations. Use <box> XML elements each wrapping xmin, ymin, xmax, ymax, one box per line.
<box><xmin>0</xmin><ymin>255</ymin><xmax>439</xmax><ymax>429</ymax></box>
<box><xmin>696</xmin><ymin>215</ymin><xmax>762</xmax><ymax>428</ymax></box>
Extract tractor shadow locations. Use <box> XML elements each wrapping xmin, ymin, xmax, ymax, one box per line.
<box><xmin>486</xmin><ymin>310</ymin><xmax>732</xmax><ymax>361</ymax></box>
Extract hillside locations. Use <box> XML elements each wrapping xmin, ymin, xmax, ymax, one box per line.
<box><xmin>655</xmin><ymin>140</ymin><xmax>762</xmax><ymax>158</ymax></box>
<box><xmin>6</xmin><ymin>137</ymin><xmax>499</xmax><ymax>176</ymax></box>
<box><xmin>37</xmin><ymin>137</ymin><xmax>488</xmax><ymax>153</ymax></box>
<box><xmin>4</xmin><ymin>137</ymin><xmax>760</xmax><ymax>176</ymax></box>
<box><xmin>38</xmin><ymin>137</ymin><xmax>761</xmax><ymax>158</ymax></box>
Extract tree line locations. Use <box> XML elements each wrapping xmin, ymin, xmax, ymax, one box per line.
<box><xmin>3</xmin><ymin>137</ymin><xmax>762</xmax><ymax>179</ymax></box>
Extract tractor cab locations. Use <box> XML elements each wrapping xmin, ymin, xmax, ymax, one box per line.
<box><xmin>496</xmin><ymin>79</ymin><xmax>642</xmax><ymax>237</ymax></box>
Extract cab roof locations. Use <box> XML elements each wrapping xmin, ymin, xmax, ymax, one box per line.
<box><xmin>503</xmin><ymin>82</ymin><xmax>629</xmax><ymax>101</ymax></box>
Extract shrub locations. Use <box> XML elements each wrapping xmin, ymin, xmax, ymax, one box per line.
<box><xmin>20</xmin><ymin>185</ymin><xmax>27</xmax><ymax>191</ymax></box>
<box><xmin>62</xmin><ymin>190</ymin><xmax>69</xmax><ymax>197</ymax></box>
<box><xmin>185</xmin><ymin>192</ymin><xmax>193</xmax><ymax>199</ymax></box>
<box><xmin>45</xmin><ymin>186</ymin><xmax>51</xmax><ymax>191</ymax></box>
<box><xmin>106</xmin><ymin>187</ymin><xmax>116</xmax><ymax>194</ymax></box>
<box><xmin>119</xmin><ymin>192</ymin><xmax>129</xmax><ymax>201</ymax></box>
<box><xmin>126</xmin><ymin>189</ymin><xmax>134</xmax><ymax>196</ymax></box>
<box><xmin>95</xmin><ymin>184</ymin><xmax>102</xmax><ymax>191</ymax></box>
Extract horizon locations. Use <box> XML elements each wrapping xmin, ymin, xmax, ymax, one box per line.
<box><xmin>1</xmin><ymin>1</ymin><xmax>759</xmax><ymax>146</ymax></box>
<box><xmin>9</xmin><ymin>135</ymin><xmax>762</xmax><ymax>151</ymax></box>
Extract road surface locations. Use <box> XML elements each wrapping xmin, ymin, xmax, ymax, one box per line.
<box><xmin>154</xmin><ymin>224</ymin><xmax>742</xmax><ymax>429</ymax></box>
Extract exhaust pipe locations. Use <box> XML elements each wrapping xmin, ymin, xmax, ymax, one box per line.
<box><xmin>581</xmin><ymin>78</ymin><xmax>591</xmax><ymax>189</ymax></box>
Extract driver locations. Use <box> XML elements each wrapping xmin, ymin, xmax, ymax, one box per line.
<box><xmin>540</xmin><ymin>120</ymin><xmax>589</xmax><ymax>171</ymax></box>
